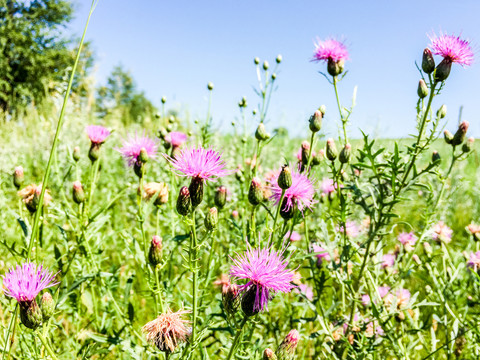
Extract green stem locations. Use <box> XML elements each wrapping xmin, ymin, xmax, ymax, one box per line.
<box><xmin>27</xmin><ymin>0</ymin><xmax>97</xmax><ymax>259</ymax></box>
<box><xmin>225</xmin><ymin>316</ymin><xmax>249</xmax><ymax>360</ymax></box>
<box><xmin>36</xmin><ymin>331</ymin><xmax>59</xmax><ymax>360</ymax></box>
<box><xmin>190</xmin><ymin>210</ymin><xmax>199</xmax><ymax>344</ymax></box>
<box><xmin>87</xmin><ymin>159</ymin><xmax>100</xmax><ymax>216</ymax></box>
<box><xmin>1</xmin><ymin>304</ymin><xmax>18</xmax><ymax>360</ymax></box>
<box><xmin>272</xmin><ymin>189</ymin><xmax>286</xmax><ymax>240</ymax></box>
<box><xmin>333</xmin><ymin>76</ymin><xmax>348</xmax><ymax>145</ymax></box>
<box><xmin>305</xmin><ymin>131</ymin><xmax>316</xmax><ymax>170</ymax></box>
<box><xmin>154</xmin><ymin>266</ymin><xmax>164</xmax><ymax>314</ymax></box>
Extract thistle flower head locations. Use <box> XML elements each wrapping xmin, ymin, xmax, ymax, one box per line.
<box><xmin>164</xmin><ymin>146</ymin><xmax>230</xmax><ymax>181</ymax></box>
<box><xmin>230</xmin><ymin>246</ymin><xmax>296</xmax><ymax>315</ymax></box>
<box><xmin>312</xmin><ymin>38</ymin><xmax>349</xmax><ymax>63</ymax></box>
<box><xmin>381</xmin><ymin>254</ymin><xmax>396</xmax><ymax>269</ymax></box>
<box><xmin>18</xmin><ymin>184</ymin><xmax>52</xmax><ymax>213</ymax></box>
<box><xmin>86</xmin><ymin>125</ymin><xmax>111</xmax><ymax>145</ymax></box>
<box><xmin>117</xmin><ymin>132</ymin><xmax>158</xmax><ymax>167</ymax></box>
<box><xmin>428</xmin><ymin>32</ymin><xmax>474</xmax><ymax>66</ymax></box>
<box><xmin>467</xmin><ymin>251</ymin><xmax>480</xmax><ymax>272</ymax></box>
<box><xmin>142</xmin><ymin>308</ymin><xmax>191</xmax><ymax>353</ymax></box>
<box><xmin>269</xmin><ymin>168</ymin><xmax>315</xmax><ymax>213</ymax></box>
<box><xmin>2</xmin><ymin>263</ymin><xmax>58</xmax><ymax>303</ymax></box>
<box><xmin>165</xmin><ymin>131</ymin><xmax>188</xmax><ymax>148</ymax></box>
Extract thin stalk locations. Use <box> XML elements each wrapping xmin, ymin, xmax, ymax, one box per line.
<box><xmin>36</xmin><ymin>332</ymin><xmax>59</xmax><ymax>360</ymax></box>
<box><xmin>1</xmin><ymin>304</ymin><xmax>18</xmax><ymax>360</ymax></box>
<box><xmin>272</xmin><ymin>189</ymin><xmax>286</xmax><ymax>239</ymax></box>
<box><xmin>87</xmin><ymin>159</ymin><xmax>100</xmax><ymax>216</ymax></box>
<box><xmin>225</xmin><ymin>316</ymin><xmax>249</xmax><ymax>360</ymax></box>
<box><xmin>305</xmin><ymin>131</ymin><xmax>316</xmax><ymax>171</ymax></box>
<box><xmin>333</xmin><ymin>76</ymin><xmax>348</xmax><ymax>145</ymax></box>
<box><xmin>154</xmin><ymin>266</ymin><xmax>164</xmax><ymax>314</ymax></box>
<box><xmin>27</xmin><ymin>0</ymin><xmax>97</xmax><ymax>259</ymax></box>
<box><xmin>190</xmin><ymin>210</ymin><xmax>199</xmax><ymax>344</ymax></box>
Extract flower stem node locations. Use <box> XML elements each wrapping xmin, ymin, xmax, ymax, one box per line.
<box><xmin>176</xmin><ymin>186</ymin><xmax>192</xmax><ymax>216</ymax></box>
<box><xmin>40</xmin><ymin>292</ymin><xmax>55</xmax><ymax>321</ymax></box>
<box><xmin>255</xmin><ymin>123</ymin><xmax>270</xmax><ymax>141</ymax></box>
<box><xmin>309</xmin><ymin>109</ymin><xmax>323</xmax><ymax>133</ymax></box>
<box><xmin>339</xmin><ymin>143</ymin><xmax>352</xmax><ymax>164</ymax></box>
<box><xmin>148</xmin><ymin>235</ymin><xmax>163</xmax><ymax>267</ymax></box>
<box><xmin>205</xmin><ymin>207</ymin><xmax>218</xmax><ymax>231</ymax></box>
<box><xmin>326</xmin><ymin>138</ymin><xmax>338</xmax><ymax>161</ymax></box>
<box><xmin>417</xmin><ymin>79</ymin><xmax>429</xmax><ymax>99</ymax></box>
<box><xmin>278</xmin><ymin>165</ymin><xmax>292</xmax><ymax>190</ymax></box>
<box><xmin>422</xmin><ymin>48</ymin><xmax>435</xmax><ymax>74</ymax></box>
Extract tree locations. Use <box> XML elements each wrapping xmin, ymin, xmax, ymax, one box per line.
<box><xmin>96</xmin><ymin>65</ymin><xmax>157</xmax><ymax>125</ymax></box>
<box><xmin>0</xmin><ymin>0</ymin><xmax>92</xmax><ymax>116</ymax></box>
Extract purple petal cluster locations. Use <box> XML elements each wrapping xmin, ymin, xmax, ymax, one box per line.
<box><xmin>428</xmin><ymin>32</ymin><xmax>474</xmax><ymax>66</ymax></box>
<box><xmin>230</xmin><ymin>246</ymin><xmax>296</xmax><ymax>313</ymax></box>
<box><xmin>2</xmin><ymin>263</ymin><xmax>58</xmax><ymax>303</ymax></box>
<box><xmin>164</xmin><ymin>146</ymin><xmax>230</xmax><ymax>181</ymax></box>
<box><xmin>117</xmin><ymin>132</ymin><xmax>158</xmax><ymax>167</ymax></box>
<box><xmin>269</xmin><ymin>168</ymin><xmax>316</xmax><ymax>212</ymax></box>
<box><xmin>165</xmin><ymin>131</ymin><xmax>188</xmax><ymax>148</ymax></box>
<box><xmin>86</xmin><ymin>125</ymin><xmax>111</xmax><ymax>145</ymax></box>
<box><xmin>312</xmin><ymin>38</ymin><xmax>349</xmax><ymax>63</ymax></box>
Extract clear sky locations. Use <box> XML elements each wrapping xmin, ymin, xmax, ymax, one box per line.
<box><xmin>69</xmin><ymin>0</ymin><xmax>480</xmax><ymax>139</ymax></box>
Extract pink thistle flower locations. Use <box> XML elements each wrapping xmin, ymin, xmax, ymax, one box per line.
<box><xmin>142</xmin><ymin>308</ymin><xmax>191</xmax><ymax>353</ymax></box>
<box><xmin>378</xmin><ymin>286</ymin><xmax>391</xmax><ymax>298</ymax></box>
<box><xmin>229</xmin><ymin>246</ymin><xmax>296</xmax><ymax>316</ymax></box>
<box><xmin>165</xmin><ymin>131</ymin><xmax>188</xmax><ymax>148</ymax></box>
<box><xmin>432</xmin><ymin>221</ymin><xmax>453</xmax><ymax>243</ymax></box>
<box><xmin>312</xmin><ymin>244</ymin><xmax>331</xmax><ymax>266</ymax></box>
<box><xmin>269</xmin><ymin>168</ymin><xmax>316</xmax><ymax>213</ymax></box>
<box><xmin>381</xmin><ymin>254</ymin><xmax>396</xmax><ymax>269</ymax></box>
<box><xmin>312</xmin><ymin>38</ymin><xmax>349</xmax><ymax>63</ymax></box>
<box><xmin>296</xmin><ymin>283</ymin><xmax>314</xmax><ymax>301</ymax></box>
<box><xmin>164</xmin><ymin>146</ymin><xmax>230</xmax><ymax>182</ymax></box>
<box><xmin>467</xmin><ymin>251</ymin><xmax>480</xmax><ymax>272</ymax></box>
<box><xmin>117</xmin><ymin>132</ymin><xmax>158</xmax><ymax>167</ymax></box>
<box><xmin>361</xmin><ymin>294</ymin><xmax>371</xmax><ymax>307</ymax></box>
<box><xmin>428</xmin><ymin>32</ymin><xmax>474</xmax><ymax>66</ymax></box>
<box><xmin>85</xmin><ymin>125</ymin><xmax>111</xmax><ymax>145</ymax></box>
<box><xmin>284</xmin><ymin>230</ymin><xmax>301</xmax><ymax>242</ymax></box>
<box><xmin>336</xmin><ymin>221</ymin><xmax>360</xmax><ymax>239</ymax></box>
<box><xmin>397</xmin><ymin>231</ymin><xmax>417</xmax><ymax>251</ymax></box>
<box><xmin>319</xmin><ymin>178</ymin><xmax>337</xmax><ymax>195</ymax></box>
<box><xmin>2</xmin><ymin>263</ymin><xmax>58</xmax><ymax>303</ymax></box>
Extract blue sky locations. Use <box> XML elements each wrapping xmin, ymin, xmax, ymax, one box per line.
<box><xmin>69</xmin><ymin>0</ymin><xmax>480</xmax><ymax>138</ymax></box>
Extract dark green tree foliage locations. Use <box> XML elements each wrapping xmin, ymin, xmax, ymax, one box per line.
<box><xmin>96</xmin><ymin>65</ymin><xmax>157</xmax><ymax>125</ymax></box>
<box><xmin>0</xmin><ymin>0</ymin><xmax>76</xmax><ymax>115</ymax></box>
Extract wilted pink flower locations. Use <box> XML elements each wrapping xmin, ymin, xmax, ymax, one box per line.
<box><xmin>428</xmin><ymin>32</ymin><xmax>474</xmax><ymax>66</ymax></box>
<box><xmin>284</xmin><ymin>231</ymin><xmax>301</xmax><ymax>242</ymax></box>
<box><xmin>312</xmin><ymin>244</ymin><xmax>331</xmax><ymax>265</ymax></box>
<box><xmin>467</xmin><ymin>251</ymin><xmax>480</xmax><ymax>272</ymax></box>
<box><xmin>2</xmin><ymin>263</ymin><xmax>58</xmax><ymax>303</ymax></box>
<box><xmin>312</xmin><ymin>38</ymin><xmax>349</xmax><ymax>63</ymax></box>
<box><xmin>337</xmin><ymin>221</ymin><xmax>360</xmax><ymax>239</ymax></box>
<box><xmin>86</xmin><ymin>125</ymin><xmax>111</xmax><ymax>145</ymax></box>
<box><xmin>269</xmin><ymin>168</ymin><xmax>316</xmax><ymax>212</ymax></box>
<box><xmin>381</xmin><ymin>254</ymin><xmax>396</xmax><ymax>269</ymax></box>
<box><xmin>230</xmin><ymin>246</ymin><xmax>296</xmax><ymax>315</ymax></box>
<box><xmin>398</xmin><ymin>231</ymin><xmax>417</xmax><ymax>251</ymax></box>
<box><xmin>432</xmin><ymin>221</ymin><xmax>453</xmax><ymax>243</ymax></box>
<box><xmin>117</xmin><ymin>132</ymin><xmax>158</xmax><ymax>167</ymax></box>
<box><xmin>142</xmin><ymin>308</ymin><xmax>190</xmax><ymax>353</ymax></box>
<box><xmin>164</xmin><ymin>147</ymin><xmax>230</xmax><ymax>182</ymax></box>
<box><xmin>165</xmin><ymin>132</ymin><xmax>187</xmax><ymax>148</ymax></box>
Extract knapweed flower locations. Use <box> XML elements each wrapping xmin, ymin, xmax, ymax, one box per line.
<box><xmin>86</xmin><ymin>125</ymin><xmax>111</xmax><ymax>145</ymax></box>
<box><xmin>2</xmin><ymin>263</ymin><xmax>58</xmax><ymax>303</ymax></box>
<box><xmin>284</xmin><ymin>231</ymin><xmax>301</xmax><ymax>242</ymax></box>
<box><xmin>117</xmin><ymin>132</ymin><xmax>158</xmax><ymax>167</ymax></box>
<box><xmin>269</xmin><ymin>168</ymin><xmax>315</xmax><ymax>213</ymax></box>
<box><xmin>381</xmin><ymin>254</ymin><xmax>396</xmax><ymax>269</ymax></box>
<box><xmin>230</xmin><ymin>246</ymin><xmax>296</xmax><ymax>317</ymax></box>
<box><xmin>336</xmin><ymin>221</ymin><xmax>360</xmax><ymax>239</ymax></box>
<box><xmin>398</xmin><ymin>231</ymin><xmax>417</xmax><ymax>251</ymax></box>
<box><xmin>312</xmin><ymin>244</ymin><xmax>331</xmax><ymax>266</ymax></box>
<box><xmin>312</xmin><ymin>38</ymin><xmax>349</xmax><ymax>63</ymax></box>
<box><xmin>165</xmin><ymin>131</ymin><xmax>187</xmax><ymax>148</ymax></box>
<box><xmin>467</xmin><ymin>251</ymin><xmax>480</xmax><ymax>272</ymax></box>
<box><xmin>142</xmin><ymin>308</ymin><xmax>190</xmax><ymax>353</ymax></box>
<box><xmin>428</xmin><ymin>32</ymin><xmax>474</xmax><ymax>67</ymax></box>
<box><xmin>432</xmin><ymin>221</ymin><xmax>453</xmax><ymax>243</ymax></box>
<box><xmin>18</xmin><ymin>184</ymin><xmax>52</xmax><ymax>213</ymax></box>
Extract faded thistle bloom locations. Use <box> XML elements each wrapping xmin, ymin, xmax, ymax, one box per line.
<box><xmin>18</xmin><ymin>184</ymin><xmax>52</xmax><ymax>213</ymax></box>
<box><xmin>432</xmin><ymin>221</ymin><xmax>453</xmax><ymax>243</ymax></box>
<box><xmin>398</xmin><ymin>231</ymin><xmax>417</xmax><ymax>251</ymax></box>
<box><xmin>117</xmin><ymin>132</ymin><xmax>158</xmax><ymax>168</ymax></box>
<box><xmin>312</xmin><ymin>37</ymin><xmax>349</xmax><ymax>76</ymax></box>
<box><xmin>142</xmin><ymin>308</ymin><xmax>191</xmax><ymax>353</ymax></box>
<box><xmin>269</xmin><ymin>168</ymin><xmax>315</xmax><ymax>214</ymax></box>
<box><xmin>230</xmin><ymin>246</ymin><xmax>296</xmax><ymax>317</ymax></box>
<box><xmin>143</xmin><ymin>182</ymin><xmax>169</xmax><ymax>206</ymax></box>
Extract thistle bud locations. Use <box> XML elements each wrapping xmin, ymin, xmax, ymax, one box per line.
<box><xmin>309</xmin><ymin>110</ymin><xmax>322</xmax><ymax>133</ymax></box>
<box><xmin>437</xmin><ymin>105</ymin><xmax>447</xmax><ymax>119</ymax></box>
<box><xmin>207</xmin><ymin>82</ymin><xmax>214</xmax><ymax>91</ymax></box>
<box><xmin>462</xmin><ymin>137</ymin><xmax>474</xmax><ymax>153</ymax></box>
<box><xmin>275</xmin><ymin>329</ymin><xmax>299</xmax><ymax>360</ymax></box>
<box><xmin>72</xmin><ymin>181</ymin><xmax>86</xmax><ymax>204</ymax></box>
<box><xmin>278</xmin><ymin>165</ymin><xmax>292</xmax><ymax>190</ymax></box>
<box><xmin>444</xmin><ymin>130</ymin><xmax>454</xmax><ymax>144</ymax></box>
<box><xmin>19</xmin><ymin>300</ymin><xmax>42</xmax><ymax>329</ymax></box>
<box><xmin>254</xmin><ymin>57</ymin><xmax>260</xmax><ymax>65</ymax></box>
<box><xmin>326</xmin><ymin>138</ymin><xmax>337</xmax><ymax>161</ymax></box>
<box><xmin>339</xmin><ymin>143</ymin><xmax>352</xmax><ymax>164</ymax></box>
<box><xmin>248</xmin><ymin>177</ymin><xmax>263</xmax><ymax>206</ymax></box>
<box><xmin>158</xmin><ymin>127</ymin><xmax>168</xmax><ymax>141</ymax></box>
<box><xmin>271</xmin><ymin>73</ymin><xmax>277</xmax><ymax>80</ymax></box>
<box><xmin>263</xmin><ymin>61</ymin><xmax>269</xmax><ymax>71</ymax></box>
<box><xmin>148</xmin><ymin>235</ymin><xmax>163</xmax><ymax>267</ymax></box>
<box><xmin>161</xmin><ymin>96</ymin><xmax>167</xmax><ymax>104</ymax></box>
<box><xmin>139</xmin><ymin>147</ymin><xmax>149</xmax><ymax>163</ymax></box>
<box><xmin>40</xmin><ymin>292</ymin><xmax>55</xmax><ymax>321</ymax></box>
<box><xmin>241</xmin><ymin>284</ymin><xmax>261</xmax><ymax>317</ymax></box>
<box><xmin>301</xmin><ymin>141</ymin><xmax>310</xmax><ymax>165</ymax></box>
<box><xmin>133</xmin><ymin>161</ymin><xmax>144</xmax><ymax>178</ymax></box>
<box><xmin>435</xmin><ymin>58</ymin><xmax>452</xmax><ymax>82</ymax></box>
<box><xmin>422</xmin><ymin>48</ymin><xmax>435</xmax><ymax>74</ymax></box>
<box><xmin>255</xmin><ymin>123</ymin><xmax>270</xmax><ymax>141</ymax></box>
<box><xmin>280</xmin><ymin>198</ymin><xmax>294</xmax><ymax>220</ymax></box>
<box><xmin>73</xmin><ymin>146</ymin><xmax>81</xmax><ymax>162</ymax></box>
<box><xmin>88</xmin><ymin>144</ymin><xmax>100</xmax><ymax>162</ymax></box>
<box><xmin>327</xmin><ymin>59</ymin><xmax>345</xmax><ymax>77</ymax></box>
<box><xmin>431</xmin><ymin>151</ymin><xmax>441</xmax><ymax>165</ymax></box>
<box><xmin>319</xmin><ymin>105</ymin><xmax>326</xmax><ymax>115</ymax></box>
<box><xmin>215</xmin><ymin>185</ymin><xmax>227</xmax><ymax>209</ymax></box>
<box><xmin>452</xmin><ymin>121</ymin><xmax>469</xmax><ymax>146</ymax></box>
<box><xmin>222</xmin><ymin>284</ymin><xmax>239</xmax><ymax>316</ymax></box>
<box><xmin>312</xmin><ymin>149</ymin><xmax>324</xmax><ymax>166</ymax></box>
<box><xmin>13</xmin><ymin>166</ymin><xmax>24</xmax><ymax>189</ymax></box>
<box><xmin>423</xmin><ymin>242</ymin><xmax>432</xmax><ymax>258</ymax></box>
<box><xmin>176</xmin><ymin>186</ymin><xmax>192</xmax><ymax>216</ymax></box>
<box><xmin>205</xmin><ymin>207</ymin><xmax>218</xmax><ymax>231</ymax></box>
<box><xmin>263</xmin><ymin>348</ymin><xmax>278</xmax><ymax>360</ymax></box>
<box><xmin>417</xmin><ymin>79</ymin><xmax>429</xmax><ymax>98</ymax></box>
<box><xmin>188</xmin><ymin>177</ymin><xmax>204</xmax><ymax>208</ymax></box>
